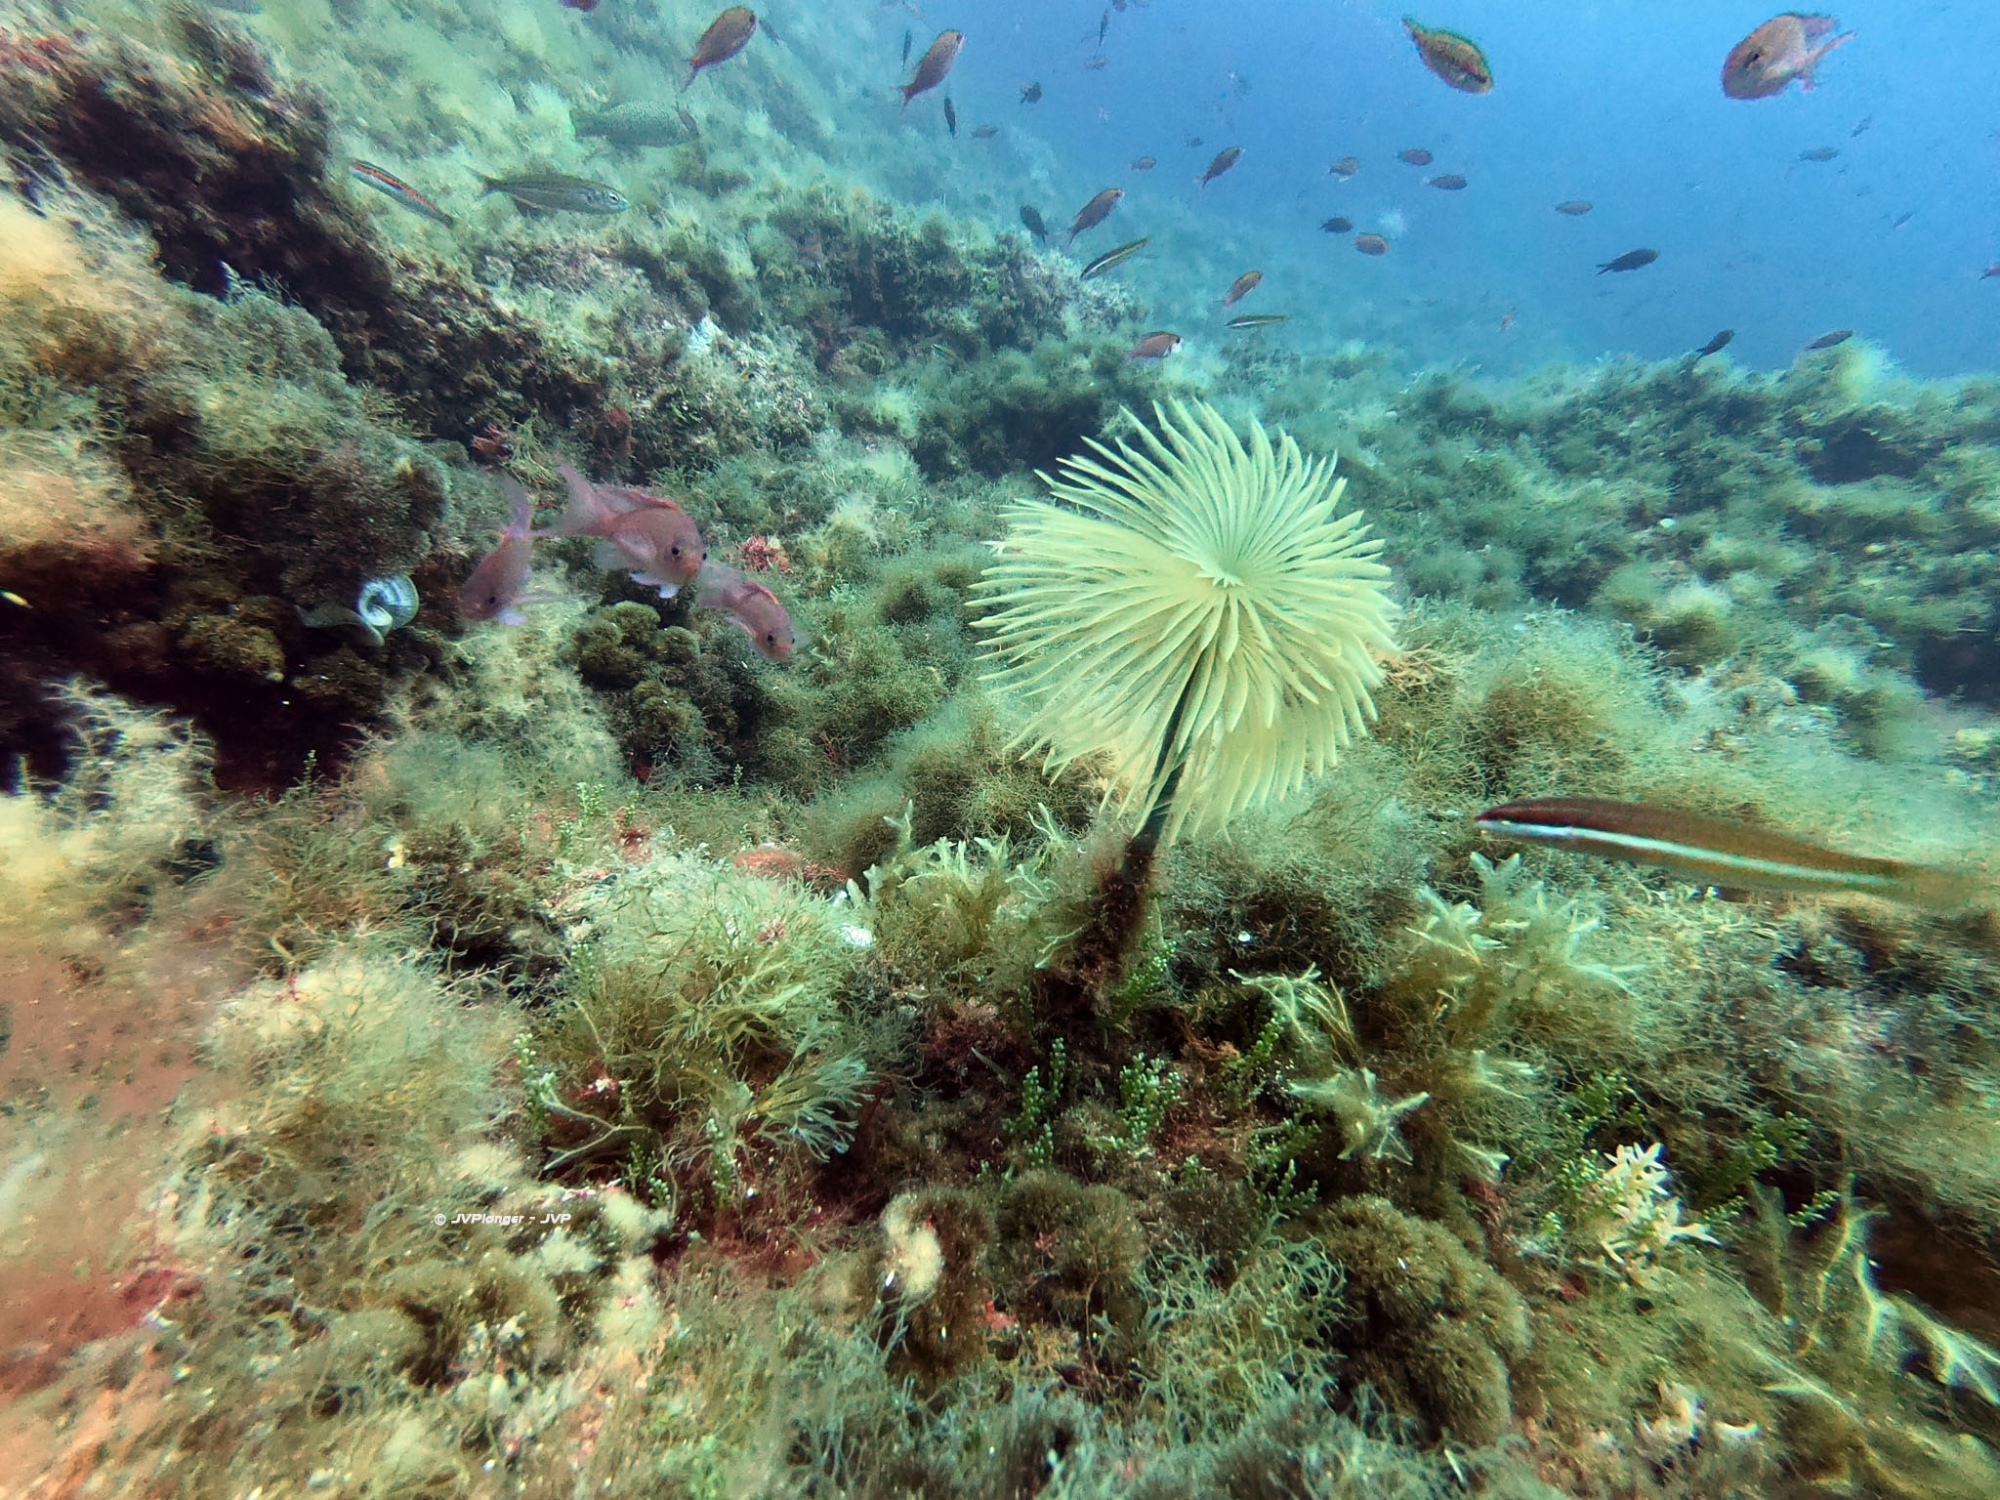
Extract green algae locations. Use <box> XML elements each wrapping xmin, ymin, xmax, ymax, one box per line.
<box><xmin>4</xmin><ymin>6</ymin><xmax>2000</xmax><ymax>1498</ymax></box>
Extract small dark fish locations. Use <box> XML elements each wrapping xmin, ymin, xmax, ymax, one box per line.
<box><xmin>678</xmin><ymin>105</ymin><xmax>701</xmax><ymax>138</ymax></box>
<box><xmin>1225</xmin><ymin>313</ymin><xmax>1288</xmax><ymax>330</ymax></box>
<box><xmin>1080</xmin><ymin>236</ymin><xmax>1150</xmax><ymax>279</ymax></box>
<box><xmin>575</xmin><ymin>102</ymin><xmax>697</xmax><ymax>147</ymax></box>
<box><xmin>1328</xmin><ymin>156</ymin><xmax>1360</xmax><ymax>177</ymax></box>
<box><xmin>1693</xmin><ymin>328</ymin><xmax>1735</xmax><ymax>358</ymax></box>
<box><xmin>1398</xmin><ymin>148</ymin><xmax>1433</xmax><ymax>166</ymax></box>
<box><xmin>1799</xmin><ymin>145</ymin><xmax>1839</xmax><ymax>162</ymax></box>
<box><xmin>902</xmin><ymin>29</ymin><xmax>965</xmax><ymax>107</ymax></box>
<box><xmin>350</xmin><ymin>161</ymin><xmax>454</xmax><ymax>225</ymax></box>
<box><xmin>1721</xmin><ymin>14</ymin><xmax>1851</xmax><ymax>100</ymax></box>
<box><xmin>1128</xmin><ymin>331</ymin><xmax>1182</xmax><ymax>361</ymax></box>
<box><xmin>1199</xmin><ymin>145</ymin><xmax>1243</xmax><ymax>187</ymax></box>
<box><xmin>1067</xmin><ymin>187</ymin><xmax>1123</xmax><ymax>244</ymax></box>
<box><xmin>1803</xmin><ymin>329</ymin><xmax>1854</xmax><ymax>350</ymax></box>
<box><xmin>1354</xmin><ymin>233</ymin><xmax>1389</xmax><ymax>256</ymax></box>
<box><xmin>1185</xmin><ymin>135</ymin><xmax>1204</xmax><ymax>149</ymax></box>
<box><xmin>1321</xmin><ymin>216</ymin><xmax>1353</xmax><ymax>233</ymax></box>
<box><xmin>1020</xmin><ymin>80</ymin><xmax>1042</xmax><ymax>104</ymax></box>
<box><xmin>972</xmin><ymin>123</ymin><xmax>997</xmax><ymax>139</ymax></box>
<box><xmin>1403</xmin><ymin>16</ymin><xmax>1494</xmax><ymax>94</ymax></box>
<box><xmin>1222</xmin><ymin>270</ymin><xmax>1263</xmax><ymax>306</ymax></box>
<box><xmin>562</xmin><ymin>0</ymin><xmax>599</xmax><ymax>12</ymax></box>
<box><xmin>1554</xmin><ymin>199</ymin><xmax>1593</xmax><ymax>215</ymax></box>
<box><xmin>1889</xmin><ymin>210</ymin><xmax>1914</xmax><ymax>229</ymax></box>
<box><xmin>482</xmin><ymin>172</ymin><xmax>628</xmax><ymax>214</ymax></box>
<box><xmin>944</xmin><ymin>95</ymin><xmax>957</xmax><ymax>137</ymax></box>
<box><xmin>1852</xmin><ymin>113</ymin><xmax>1871</xmax><ymax>136</ymax></box>
<box><xmin>1427</xmin><ymin>172</ymin><xmax>1468</xmax><ymax>190</ymax></box>
<box><xmin>1597</xmin><ymin>247</ymin><xmax>1658</xmax><ymax>273</ymax></box>
<box><xmin>1130</xmin><ymin>155</ymin><xmax>1156</xmax><ymax>171</ymax></box>
<box><xmin>684</xmin><ymin>6</ymin><xmax>757</xmax><ymax>90</ymax></box>
<box><xmin>901</xmin><ymin>27</ymin><xmax>911</xmax><ymax>64</ymax></box>
<box><xmin>1020</xmin><ymin>205</ymin><xmax>1049</xmax><ymax>242</ymax></box>
<box><xmin>1084</xmin><ymin>54</ymin><xmax>1109</xmax><ymax>70</ymax></box>
<box><xmin>1097</xmin><ymin>8</ymin><xmax>1109</xmax><ymax>44</ymax></box>
<box><xmin>1983</xmin><ymin>263</ymin><xmax>2000</xmax><ymax>280</ymax></box>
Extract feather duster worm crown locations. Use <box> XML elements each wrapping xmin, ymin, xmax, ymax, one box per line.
<box><xmin>974</xmin><ymin>400</ymin><xmax>1398</xmax><ymax>844</ymax></box>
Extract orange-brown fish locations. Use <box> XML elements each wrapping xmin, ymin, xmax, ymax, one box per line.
<box><xmin>698</xmin><ymin>560</ymin><xmax>795</xmax><ymax>661</ymax></box>
<box><xmin>684</xmin><ymin>6</ymin><xmax>757</xmax><ymax>90</ymax></box>
<box><xmin>1222</xmin><ymin>270</ymin><xmax>1263</xmax><ymax>306</ymax></box>
<box><xmin>1428</xmin><ymin>172</ymin><xmax>1468</xmax><ymax>190</ymax></box>
<box><xmin>1354</xmin><ymin>233</ymin><xmax>1388</xmax><ymax>256</ymax></box>
<box><xmin>1066</xmin><ymin>186</ymin><xmax>1123</xmax><ymax>244</ymax></box>
<box><xmin>1128</xmin><ymin>331</ymin><xmax>1182</xmax><ymax>360</ymax></box>
<box><xmin>1328</xmin><ymin>156</ymin><xmax>1361</xmax><ymax>177</ymax></box>
<box><xmin>554</xmin><ymin>464</ymin><xmax>706</xmax><ymax>598</ymax></box>
<box><xmin>1403</xmin><ymin>16</ymin><xmax>1493</xmax><ymax>94</ymax></box>
<box><xmin>1475</xmin><ymin>797</ymin><xmax>1976</xmax><ymax>910</ymax></box>
<box><xmin>1721</xmin><ymin>13</ymin><xmax>1851</xmax><ymax>100</ymax></box>
<box><xmin>1199</xmin><ymin>145</ymin><xmax>1243</xmax><ymax>188</ymax></box>
<box><xmin>460</xmin><ymin>480</ymin><xmax>539</xmax><ymax>625</ymax></box>
<box><xmin>902</xmin><ymin>29</ymin><xmax>965</xmax><ymax>108</ymax></box>
<box><xmin>1130</xmin><ymin>155</ymin><xmax>1156</xmax><ymax>171</ymax></box>
<box><xmin>1554</xmin><ymin>199</ymin><xmax>1593</xmax><ymax>215</ymax></box>
<box><xmin>1398</xmin><ymin>148</ymin><xmax>1433</xmax><ymax>166</ymax></box>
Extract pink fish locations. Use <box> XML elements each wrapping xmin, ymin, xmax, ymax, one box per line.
<box><xmin>697</xmin><ymin>560</ymin><xmax>795</xmax><ymax>660</ymax></box>
<box><xmin>1721</xmin><ymin>14</ymin><xmax>1852</xmax><ymax>99</ymax></box>
<box><xmin>554</xmin><ymin>464</ymin><xmax>706</xmax><ymax>598</ymax></box>
<box><xmin>460</xmin><ymin>478</ymin><xmax>538</xmax><ymax>625</ymax></box>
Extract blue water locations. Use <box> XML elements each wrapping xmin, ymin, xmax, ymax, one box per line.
<box><xmin>827</xmin><ymin>0</ymin><xmax>1999</xmax><ymax>379</ymax></box>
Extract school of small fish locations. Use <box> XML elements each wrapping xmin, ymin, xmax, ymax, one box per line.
<box><xmin>343</xmin><ymin>5</ymin><xmax>1978</xmax><ymax>641</ymax></box>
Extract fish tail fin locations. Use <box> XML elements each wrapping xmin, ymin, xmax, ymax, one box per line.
<box><xmin>1893</xmin><ymin>861</ymin><xmax>1986</xmax><ymax>913</ymax></box>
<box><xmin>500</xmin><ymin>476</ymin><xmax>536</xmax><ymax>535</ymax></box>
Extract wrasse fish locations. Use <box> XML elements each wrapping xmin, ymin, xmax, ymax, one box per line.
<box><xmin>1475</xmin><ymin>797</ymin><xmax>1978</xmax><ymax>911</ymax></box>
<box><xmin>1127</xmin><ymin>330</ymin><xmax>1181</xmax><ymax>360</ymax></box>
<box><xmin>1020</xmin><ymin>204</ymin><xmax>1049</xmax><ymax>242</ymax></box>
<box><xmin>1598</xmin><ymin>247</ymin><xmax>1658</xmax><ymax>273</ymax></box>
<box><xmin>1221</xmin><ymin>269</ymin><xmax>1262</xmax><ymax>306</ymax></box>
<box><xmin>482</xmin><ymin>172</ymin><xmax>627</xmax><ymax>214</ymax></box>
<box><xmin>1079</xmin><ymin>236</ymin><xmax>1149</xmax><ymax>279</ymax></box>
<box><xmin>1066</xmin><ymin>186</ymin><xmax>1123</xmax><ymax>244</ymax></box>
<box><xmin>944</xmin><ymin>95</ymin><xmax>957</xmax><ymax>136</ymax></box>
<box><xmin>1692</xmin><ymin>328</ymin><xmax>1735</xmax><ymax>358</ymax></box>
<box><xmin>1403</xmin><ymin>15</ymin><xmax>1493</xmax><ymax>93</ymax></box>
<box><xmin>1198</xmin><ymin>145</ymin><xmax>1243</xmax><ymax>188</ymax></box>
<box><xmin>350</xmin><ymin>161</ymin><xmax>454</xmax><ymax>225</ymax></box>
<box><xmin>684</xmin><ymin>6</ymin><xmax>757</xmax><ymax>89</ymax></box>
<box><xmin>902</xmin><ymin>29</ymin><xmax>965</xmax><ymax>107</ymax></box>
<box><xmin>1722</xmin><ymin>13</ymin><xmax>1851</xmax><ymax>100</ymax></box>
<box><xmin>1224</xmin><ymin>314</ymin><xmax>1287</xmax><ymax>330</ymax></box>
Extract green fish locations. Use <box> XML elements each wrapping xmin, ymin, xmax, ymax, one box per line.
<box><xmin>481</xmin><ymin>172</ymin><xmax>628</xmax><ymax>214</ymax></box>
<box><xmin>1224</xmin><ymin>314</ymin><xmax>1289</xmax><ymax>330</ymax></box>
<box><xmin>1079</xmin><ymin>236</ymin><xmax>1151</xmax><ymax>280</ymax></box>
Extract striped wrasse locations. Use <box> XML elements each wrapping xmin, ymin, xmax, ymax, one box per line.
<box><xmin>349</xmin><ymin>161</ymin><xmax>454</xmax><ymax>225</ymax></box>
<box><xmin>1475</xmin><ymin>797</ymin><xmax>1979</xmax><ymax>911</ymax></box>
